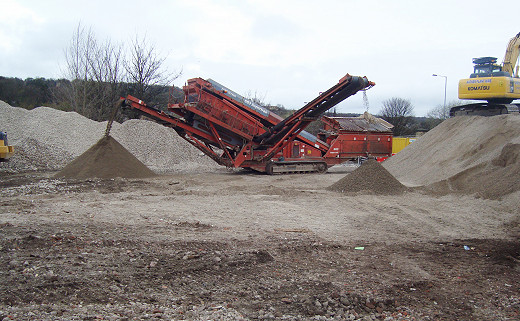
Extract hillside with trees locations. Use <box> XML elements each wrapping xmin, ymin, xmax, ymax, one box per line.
<box><xmin>0</xmin><ymin>77</ymin><xmax>58</xmax><ymax>110</ymax></box>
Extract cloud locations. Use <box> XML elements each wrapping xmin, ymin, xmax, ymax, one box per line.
<box><xmin>0</xmin><ymin>0</ymin><xmax>44</xmax><ymax>53</ymax></box>
<box><xmin>1</xmin><ymin>0</ymin><xmax>519</xmax><ymax>115</ymax></box>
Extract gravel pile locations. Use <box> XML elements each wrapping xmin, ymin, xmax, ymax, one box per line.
<box><xmin>0</xmin><ymin>100</ymin><xmax>218</xmax><ymax>173</ymax></box>
<box><xmin>328</xmin><ymin>159</ymin><xmax>407</xmax><ymax>195</ymax></box>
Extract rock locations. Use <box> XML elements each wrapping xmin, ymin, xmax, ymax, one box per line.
<box><xmin>340</xmin><ymin>296</ymin><xmax>350</xmax><ymax>306</ymax></box>
<box><xmin>109</xmin><ymin>285</ymin><xmax>121</xmax><ymax>293</ymax></box>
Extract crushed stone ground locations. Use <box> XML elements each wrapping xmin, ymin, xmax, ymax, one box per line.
<box><xmin>1</xmin><ymin>172</ymin><xmax>519</xmax><ymax>320</ymax></box>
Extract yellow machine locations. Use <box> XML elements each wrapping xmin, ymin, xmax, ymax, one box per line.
<box><xmin>392</xmin><ymin>137</ymin><xmax>416</xmax><ymax>154</ymax></box>
<box><xmin>0</xmin><ymin>132</ymin><xmax>14</xmax><ymax>161</ymax></box>
<box><xmin>453</xmin><ymin>32</ymin><xmax>520</xmax><ymax>116</ymax></box>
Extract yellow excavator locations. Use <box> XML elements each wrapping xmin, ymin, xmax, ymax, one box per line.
<box><xmin>453</xmin><ymin>32</ymin><xmax>520</xmax><ymax>116</ymax></box>
<box><xmin>0</xmin><ymin>131</ymin><xmax>14</xmax><ymax>161</ymax></box>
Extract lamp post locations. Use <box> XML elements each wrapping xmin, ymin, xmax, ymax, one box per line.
<box><xmin>432</xmin><ymin>74</ymin><xmax>447</xmax><ymax>117</ymax></box>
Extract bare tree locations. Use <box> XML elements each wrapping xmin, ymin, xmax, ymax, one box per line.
<box><xmin>57</xmin><ymin>25</ymin><xmax>180</xmax><ymax>120</ymax></box>
<box><xmin>379</xmin><ymin>97</ymin><xmax>416</xmax><ymax>136</ymax></box>
<box><xmin>57</xmin><ymin>24</ymin><xmax>125</xmax><ymax>121</ymax></box>
<box><xmin>425</xmin><ymin>100</ymin><xmax>465</xmax><ymax>129</ymax></box>
<box><xmin>125</xmin><ymin>35</ymin><xmax>181</xmax><ymax>107</ymax></box>
<box><xmin>427</xmin><ymin>100</ymin><xmax>465</xmax><ymax>120</ymax></box>
<box><xmin>244</xmin><ymin>90</ymin><xmax>269</xmax><ymax>107</ymax></box>
<box><xmin>89</xmin><ymin>39</ymin><xmax>125</xmax><ymax>119</ymax></box>
<box><xmin>57</xmin><ymin>24</ymin><xmax>96</xmax><ymax>117</ymax></box>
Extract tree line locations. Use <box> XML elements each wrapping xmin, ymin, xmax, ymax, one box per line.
<box><xmin>57</xmin><ymin>24</ymin><xmax>183</xmax><ymax>121</ymax></box>
<box><xmin>0</xmin><ymin>76</ymin><xmax>58</xmax><ymax>109</ymax></box>
<box><xmin>0</xmin><ymin>76</ymin><xmax>179</xmax><ymax>114</ymax></box>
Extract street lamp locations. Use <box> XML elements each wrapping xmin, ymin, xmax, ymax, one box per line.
<box><xmin>432</xmin><ymin>74</ymin><xmax>447</xmax><ymax>117</ymax></box>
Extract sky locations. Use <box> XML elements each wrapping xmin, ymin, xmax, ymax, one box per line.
<box><xmin>1</xmin><ymin>0</ymin><xmax>519</xmax><ymax>116</ymax></box>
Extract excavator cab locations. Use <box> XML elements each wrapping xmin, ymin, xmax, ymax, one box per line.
<box><xmin>470</xmin><ymin>57</ymin><xmax>510</xmax><ymax>78</ymax></box>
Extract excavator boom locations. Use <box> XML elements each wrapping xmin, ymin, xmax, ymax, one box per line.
<box><xmin>502</xmin><ymin>32</ymin><xmax>520</xmax><ymax>77</ymax></box>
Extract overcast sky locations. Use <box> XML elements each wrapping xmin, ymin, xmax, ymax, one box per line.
<box><xmin>1</xmin><ymin>0</ymin><xmax>519</xmax><ymax>116</ymax></box>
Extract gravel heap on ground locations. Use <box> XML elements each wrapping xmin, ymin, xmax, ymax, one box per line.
<box><xmin>328</xmin><ymin>159</ymin><xmax>407</xmax><ymax>195</ymax></box>
<box><xmin>383</xmin><ymin>114</ymin><xmax>520</xmax><ymax>186</ymax></box>
<box><xmin>54</xmin><ymin>136</ymin><xmax>157</xmax><ymax>179</ymax></box>
<box><xmin>0</xmin><ymin>100</ymin><xmax>218</xmax><ymax>173</ymax></box>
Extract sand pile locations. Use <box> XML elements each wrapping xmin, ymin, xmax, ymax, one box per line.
<box><xmin>54</xmin><ymin>136</ymin><xmax>156</xmax><ymax>179</ymax></box>
<box><xmin>425</xmin><ymin>143</ymin><xmax>520</xmax><ymax>199</ymax></box>
<box><xmin>492</xmin><ymin>143</ymin><xmax>520</xmax><ymax>167</ymax></box>
<box><xmin>328</xmin><ymin>159</ymin><xmax>407</xmax><ymax>195</ymax></box>
<box><xmin>0</xmin><ymin>100</ymin><xmax>218</xmax><ymax>173</ymax></box>
<box><xmin>383</xmin><ymin>114</ymin><xmax>520</xmax><ymax>186</ymax></box>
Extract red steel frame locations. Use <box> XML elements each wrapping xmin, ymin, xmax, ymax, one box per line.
<box><xmin>121</xmin><ymin>74</ymin><xmax>385</xmax><ymax>173</ymax></box>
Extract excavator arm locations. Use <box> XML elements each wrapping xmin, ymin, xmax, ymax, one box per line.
<box><xmin>502</xmin><ymin>32</ymin><xmax>520</xmax><ymax>77</ymax></box>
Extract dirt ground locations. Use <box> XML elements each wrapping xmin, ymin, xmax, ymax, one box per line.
<box><xmin>1</xmin><ymin>168</ymin><xmax>519</xmax><ymax>320</ymax></box>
